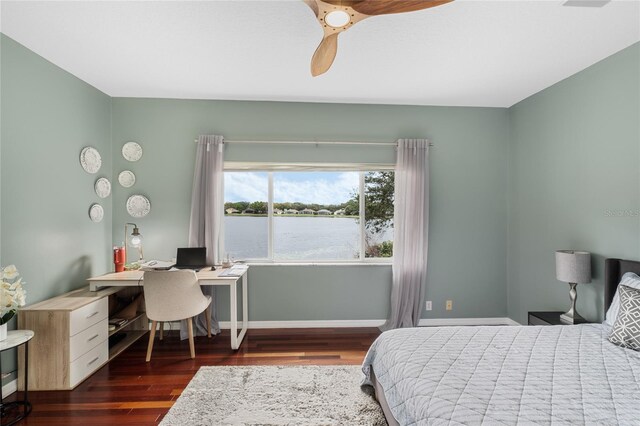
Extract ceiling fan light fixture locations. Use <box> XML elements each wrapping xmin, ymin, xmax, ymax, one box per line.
<box><xmin>306</xmin><ymin>0</ymin><xmax>454</xmax><ymax>76</ymax></box>
<box><xmin>324</xmin><ymin>10</ymin><xmax>350</xmax><ymax>28</ymax></box>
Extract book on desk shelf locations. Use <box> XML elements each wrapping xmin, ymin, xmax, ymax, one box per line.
<box><xmin>109</xmin><ymin>318</ymin><xmax>128</xmax><ymax>329</ymax></box>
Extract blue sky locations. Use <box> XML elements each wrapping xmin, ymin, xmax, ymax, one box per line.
<box><xmin>225</xmin><ymin>172</ymin><xmax>359</xmax><ymax>205</ymax></box>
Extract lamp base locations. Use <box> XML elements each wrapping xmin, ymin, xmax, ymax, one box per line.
<box><xmin>560</xmin><ymin>311</ymin><xmax>586</xmax><ymax>324</ymax></box>
<box><xmin>560</xmin><ymin>282</ymin><xmax>587</xmax><ymax>324</ymax></box>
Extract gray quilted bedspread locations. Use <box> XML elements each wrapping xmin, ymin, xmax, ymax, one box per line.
<box><xmin>362</xmin><ymin>324</ymin><xmax>640</xmax><ymax>425</ymax></box>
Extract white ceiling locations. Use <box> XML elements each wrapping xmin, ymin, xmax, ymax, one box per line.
<box><xmin>1</xmin><ymin>0</ymin><xmax>638</xmax><ymax>107</ymax></box>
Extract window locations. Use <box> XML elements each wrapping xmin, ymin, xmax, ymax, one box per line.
<box><xmin>223</xmin><ymin>168</ymin><xmax>394</xmax><ymax>262</ymax></box>
<box><xmin>224</xmin><ymin>172</ymin><xmax>269</xmax><ymax>260</ymax></box>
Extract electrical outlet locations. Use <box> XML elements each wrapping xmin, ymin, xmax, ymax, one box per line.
<box><xmin>425</xmin><ymin>301</ymin><xmax>432</xmax><ymax>311</ymax></box>
<box><xmin>446</xmin><ymin>300</ymin><xmax>453</xmax><ymax>311</ymax></box>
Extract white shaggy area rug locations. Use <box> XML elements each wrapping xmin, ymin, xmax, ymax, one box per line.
<box><xmin>160</xmin><ymin>365</ymin><xmax>386</xmax><ymax>426</ymax></box>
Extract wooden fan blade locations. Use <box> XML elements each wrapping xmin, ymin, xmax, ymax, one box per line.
<box><xmin>348</xmin><ymin>0</ymin><xmax>453</xmax><ymax>16</ymax></box>
<box><xmin>311</xmin><ymin>33</ymin><xmax>339</xmax><ymax>76</ymax></box>
<box><xmin>321</xmin><ymin>0</ymin><xmax>357</xmax><ymax>7</ymax></box>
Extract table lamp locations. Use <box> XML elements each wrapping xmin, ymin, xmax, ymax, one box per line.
<box><xmin>555</xmin><ymin>250</ymin><xmax>591</xmax><ymax>324</ymax></box>
<box><xmin>125</xmin><ymin>223</ymin><xmax>144</xmax><ymax>263</ymax></box>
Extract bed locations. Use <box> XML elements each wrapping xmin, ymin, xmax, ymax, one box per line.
<box><xmin>362</xmin><ymin>258</ymin><xmax>640</xmax><ymax>425</ymax></box>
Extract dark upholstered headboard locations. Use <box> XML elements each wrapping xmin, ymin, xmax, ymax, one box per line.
<box><xmin>605</xmin><ymin>258</ymin><xmax>640</xmax><ymax>311</ymax></box>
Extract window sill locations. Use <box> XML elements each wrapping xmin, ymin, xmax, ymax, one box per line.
<box><xmin>242</xmin><ymin>261</ymin><xmax>393</xmax><ymax>267</ymax></box>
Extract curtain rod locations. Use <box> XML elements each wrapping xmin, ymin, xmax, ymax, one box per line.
<box><xmin>193</xmin><ymin>139</ymin><xmax>433</xmax><ymax>147</ymax></box>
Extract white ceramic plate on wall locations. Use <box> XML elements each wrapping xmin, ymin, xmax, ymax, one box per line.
<box><xmin>89</xmin><ymin>204</ymin><xmax>104</xmax><ymax>222</ymax></box>
<box><xmin>95</xmin><ymin>177</ymin><xmax>111</xmax><ymax>198</ymax></box>
<box><xmin>122</xmin><ymin>142</ymin><xmax>143</xmax><ymax>162</ymax></box>
<box><xmin>118</xmin><ymin>170</ymin><xmax>136</xmax><ymax>188</ymax></box>
<box><xmin>126</xmin><ymin>195</ymin><xmax>151</xmax><ymax>218</ymax></box>
<box><xmin>80</xmin><ymin>147</ymin><xmax>102</xmax><ymax>174</ymax></box>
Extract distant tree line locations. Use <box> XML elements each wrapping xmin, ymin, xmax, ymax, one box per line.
<box><xmin>224</xmin><ymin>200</ymin><xmax>359</xmax><ymax>215</ymax></box>
<box><xmin>225</xmin><ymin>172</ymin><xmax>394</xmax><ymax>223</ymax></box>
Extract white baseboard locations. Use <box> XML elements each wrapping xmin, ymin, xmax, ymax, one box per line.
<box><xmin>217</xmin><ymin>317</ymin><xmax>519</xmax><ymax>329</ymax></box>
<box><xmin>157</xmin><ymin>317</ymin><xmax>520</xmax><ymax>332</ymax></box>
<box><xmin>419</xmin><ymin>317</ymin><xmax>521</xmax><ymax>327</ymax></box>
<box><xmin>218</xmin><ymin>319</ymin><xmax>384</xmax><ymax>329</ymax></box>
<box><xmin>2</xmin><ymin>379</ymin><xmax>17</xmax><ymax>397</ymax></box>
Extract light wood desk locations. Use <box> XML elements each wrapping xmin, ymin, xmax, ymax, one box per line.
<box><xmin>88</xmin><ymin>268</ymin><xmax>248</xmax><ymax>350</ymax></box>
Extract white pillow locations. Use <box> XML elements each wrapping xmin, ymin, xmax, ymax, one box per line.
<box><xmin>604</xmin><ymin>272</ymin><xmax>640</xmax><ymax>326</ymax></box>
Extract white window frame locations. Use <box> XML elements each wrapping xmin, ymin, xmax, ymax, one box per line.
<box><xmin>223</xmin><ymin>163</ymin><xmax>394</xmax><ymax>265</ymax></box>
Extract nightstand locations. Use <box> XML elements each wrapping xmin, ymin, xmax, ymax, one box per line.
<box><xmin>528</xmin><ymin>311</ymin><xmax>564</xmax><ymax>325</ymax></box>
<box><xmin>528</xmin><ymin>311</ymin><xmax>588</xmax><ymax>325</ymax></box>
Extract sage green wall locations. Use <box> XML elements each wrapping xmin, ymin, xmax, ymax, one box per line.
<box><xmin>507</xmin><ymin>42</ymin><xmax>640</xmax><ymax>325</ymax></box>
<box><xmin>0</xmin><ymin>35</ymin><xmax>112</xmax><ymax>381</ymax></box>
<box><xmin>2</xmin><ymin>26</ymin><xmax>637</xmax><ymax>391</ymax></box>
<box><xmin>3</xmin><ymin>29</ymin><xmax>636</xmax><ymax>339</ymax></box>
<box><xmin>111</xmin><ymin>98</ymin><xmax>510</xmax><ymax>321</ymax></box>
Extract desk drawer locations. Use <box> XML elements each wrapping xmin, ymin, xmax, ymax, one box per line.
<box><xmin>70</xmin><ymin>298</ymin><xmax>108</xmax><ymax>336</ymax></box>
<box><xmin>70</xmin><ymin>340</ymin><xmax>108</xmax><ymax>388</ymax></box>
<box><xmin>70</xmin><ymin>319</ymin><xmax>108</xmax><ymax>362</ymax></box>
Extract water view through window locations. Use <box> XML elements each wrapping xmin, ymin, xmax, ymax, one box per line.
<box><xmin>224</xmin><ymin>171</ymin><xmax>393</xmax><ymax>261</ymax></box>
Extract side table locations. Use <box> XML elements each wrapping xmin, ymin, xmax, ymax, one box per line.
<box><xmin>0</xmin><ymin>330</ymin><xmax>34</xmax><ymax>425</ymax></box>
<box><xmin>528</xmin><ymin>311</ymin><xmax>589</xmax><ymax>325</ymax></box>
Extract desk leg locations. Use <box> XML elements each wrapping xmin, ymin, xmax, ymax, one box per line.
<box><xmin>229</xmin><ymin>275</ymin><xmax>248</xmax><ymax>350</ymax></box>
<box><xmin>242</xmin><ymin>273</ymin><xmax>248</xmax><ymax>335</ymax></box>
<box><xmin>230</xmin><ymin>280</ymin><xmax>238</xmax><ymax>349</ymax></box>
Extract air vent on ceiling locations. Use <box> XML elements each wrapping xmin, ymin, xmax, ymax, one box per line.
<box><xmin>563</xmin><ymin>0</ymin><xmax>611</xmax><ymax>7</ymax></box>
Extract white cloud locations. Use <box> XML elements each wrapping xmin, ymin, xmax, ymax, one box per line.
<box><xmin>225</xmin><ymin>172</ymin><xmax>268</xmax><ymax>202</ymax></box>
<box><xmin>225</xmin><ymin>172</ymin><xmax>359</xmax><ymax>205</ymax></box>
<box><xmin>274</xmin><ymin>172</ymin><xmax>358</xmax><ymax>205</ymax></box>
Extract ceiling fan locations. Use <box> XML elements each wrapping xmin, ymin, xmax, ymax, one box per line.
<box><xmin>304</xmin><ymin>0</ymin><xmax>453</xmax><ymax>76</ymax></box>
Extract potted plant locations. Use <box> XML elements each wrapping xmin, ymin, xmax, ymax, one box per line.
<box><xmin>1</xmin><ymin>265</ymin><xmax>27</xmax><ymax>340</ymax></box>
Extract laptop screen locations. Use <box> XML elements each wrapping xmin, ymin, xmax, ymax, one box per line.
<box><xmin>176</xmin><ymin>247</ymin><xmax>207</xmax><ymax>266</ymax></box>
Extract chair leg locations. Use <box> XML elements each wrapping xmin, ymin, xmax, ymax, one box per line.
<box><xmin>205</xmin><ymin>305</ymin><xmax>212</xmax><ymax>338</ymax></box>
<box><xmin>187</xmin><ymin>317</ymin><xmax>195</xmax><ymax>359</ymax></box>
<box><xmin>159</xmin><ymin>321</ymin><xmax>164</xmax><ymax>341</ymax></box>
<box><xmin>146</xmin><ymin>320</ymin><xmax>157</xmax><ymax>362</ymax></box>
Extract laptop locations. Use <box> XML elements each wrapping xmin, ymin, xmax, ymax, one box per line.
<box><xmin>174</xmin><ymin>247</ymin><xmax>209</xmax><ymax>270</ymax></box>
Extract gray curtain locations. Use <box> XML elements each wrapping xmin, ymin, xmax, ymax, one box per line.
<box><xmin>181</xmin><ymin>134</ymin><xmax>224</xmax><ymax>339</ymax></box>
<box><xmin>381</xmin><ymin>139</ymin><xmax>430</xmax><ymax>331</ymax></box>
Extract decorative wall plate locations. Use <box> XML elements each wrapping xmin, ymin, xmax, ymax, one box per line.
<box><xmin>80</xmin><ymin>147</ymin><xmax>102</xmax><ymax>174</ymax></box>
<box><xmin>94</xmin><ymin>177</ymin><xmax>111</xmax><ymax>198</ymax></box>
<box><xmin>89</xmin><ymin>204</ymin><xmax>104</xmax><ymax>223</ymax></box>
<box><xmin>118</xmin><ymin>170</ymin><xmax>136</xmax><ymax>188</ymax></box>
<box><xmin>126</xmin><ymin>195</ymin><xmax>151</xmax><ymax>218</ymax></box>
<box><xmin>122</xmin><ymin>142</ymin><xmax>143</xmax><ymax>162</ymax></box>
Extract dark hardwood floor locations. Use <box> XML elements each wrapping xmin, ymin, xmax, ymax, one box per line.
<box><xmin>6</xmin><ymin>327</ymin><xmax>380</xmax><ymax>425</ymax></box>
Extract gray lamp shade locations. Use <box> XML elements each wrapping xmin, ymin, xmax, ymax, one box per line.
<box><xmin>555</xmin><ymin>250</ymin><xmax>592</xmax><ymax>284</ymax></box>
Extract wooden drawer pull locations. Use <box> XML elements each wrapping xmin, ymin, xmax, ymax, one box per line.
<box><xmin>86</xmin><ymin>311</ymin><xmax>100</xmax><ymax>319</ymax></box>
<box><xmin>87</xmin><ymin>334</ymin><xmax>100</xmax><ymax>342</ymax></box>
<box><xmin>87</xmin><ymin>356</ymin><xmax>100</xmax><ymax>367</ymax></box>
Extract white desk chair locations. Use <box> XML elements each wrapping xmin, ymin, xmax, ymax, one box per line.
<box><xmin>143</xmin><ymin>270</ymin><xmax>212</xmax><ymax>361</ymax></box>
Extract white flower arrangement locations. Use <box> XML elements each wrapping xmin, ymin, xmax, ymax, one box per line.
<box><xmin>1</xmin><ymin>265</ymin><xmax>27</xmax><ymax>325</ymax></box>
